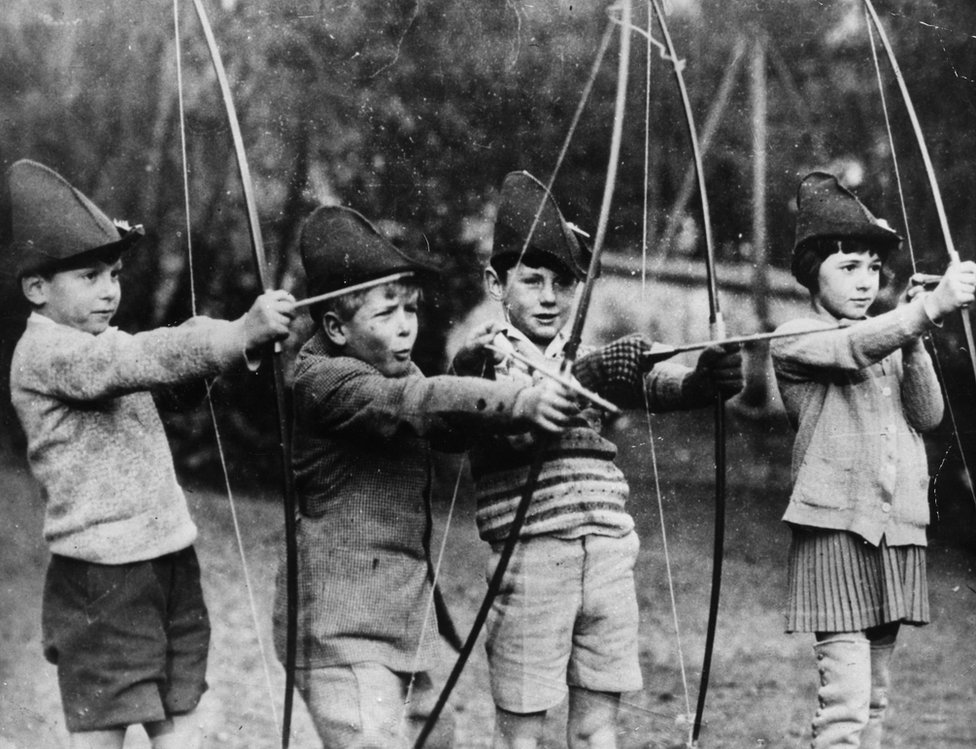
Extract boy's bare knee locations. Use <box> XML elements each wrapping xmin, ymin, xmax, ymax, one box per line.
<box><xmin>493</xmin><ymin>707</ymin><xmax>546</xmax><ymax>749</ymax></box>
<box><xmin>68</xmin><ymin>729</ymin><xmax>126</xmax><ymax>749</ymax></box>
<box><xmin>567</xmin><ymin>723</ymin><xmax>617</xmax><ymax>749</ymax></box>
<box><xmin>147</xmin><ymin>691</ymin><xmax>218</xmax><ymax>749</ymax></box>
<box><xmin>567</xmin><ymin>688</ymin><xmax>619</xmax><ymax>749</ymax></box>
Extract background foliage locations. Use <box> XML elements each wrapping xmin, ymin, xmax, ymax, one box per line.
<box><xmin>1</xmin><ymin>0</ymin><xmax>975</xmax><ymax>489</ymax></box>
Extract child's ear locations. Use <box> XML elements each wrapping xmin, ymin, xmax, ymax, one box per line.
<box><xmin>485</xmin><ymin>266</ymin><xmax>505</xmax><ymax>302</ymax></box>
<box><xmin>321</xmin><ymin>311</ymin><xmax>347</xmax><ymax>347</ymax></box>
<box><xmin>21</xmin><ymin>275</ymin><xmax>47</xmax><ymax>307</ymax></box>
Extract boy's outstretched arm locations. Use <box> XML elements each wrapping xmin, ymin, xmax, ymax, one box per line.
<box><xmin>572</xmin><ymin>334</ymin><xmax>743</xmax><ymax>411</ymax></box>
<box><xmin>241</xmin><ymin>290</ymin><xmax>296</xmax><ymax>351</ymax></box>
<box><xmin>572</xmin><ymin>334</ymin><xmax>650</xmax><ymax>408</ymax></box>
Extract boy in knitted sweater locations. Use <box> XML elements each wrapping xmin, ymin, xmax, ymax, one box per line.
<box><xmin>6</xmin><ymin>159</ymin><xmax>295</xmax><ymax>749</ymax></box>
<box><xmin>270</xmin><ymin>205</ymin><xmax>577</xmax><ymax>748</ymax></box>
<box><xmin>451</xmin><ymin>171</ymin><xmax>742</xmax><ymax>748</ymax></box>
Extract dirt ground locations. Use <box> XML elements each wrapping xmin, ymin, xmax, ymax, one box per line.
<box><xmin>2</xmin><ymin>408</ymin><xmax>975</xmax><ymax>748</ymax></box>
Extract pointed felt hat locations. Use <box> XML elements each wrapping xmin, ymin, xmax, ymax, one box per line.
<box><xmin>7</xmin><ymin>159</ymin><xmax>144</xmax><ymax>276</ymax></box>
<box><xmin>793</xmin><ymin>172</ymin><xmax>901</xmax><ymax>254</ymax></box>
<box><xmin>299</xmin><ymin>205</ymin><xmax>432</xmax><ymax>298</ymax></box>
<box><xmin>490</xmin><ymin>171</ymin><xmax>589</xmax><ymax>280</ymax></box>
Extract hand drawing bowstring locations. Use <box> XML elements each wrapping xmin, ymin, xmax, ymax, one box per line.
<box><xmin>173</xmin><ymin>1</ymin><xmax>300</xmax><ymax>746</ymax></box>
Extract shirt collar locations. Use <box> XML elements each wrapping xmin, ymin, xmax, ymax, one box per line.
<box><xmin>499</xmin><ymin>323</ymin><xmax>568</xmax><ymax>361</ymax></box>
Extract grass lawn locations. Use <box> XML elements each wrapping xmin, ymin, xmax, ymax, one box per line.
<box><xmin>2</xmin><ymin>407</ymin><xmax>974</xmax><ymax>747</ymax></box>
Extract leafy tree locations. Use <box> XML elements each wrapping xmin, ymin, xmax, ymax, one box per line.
<box><xmin>1</xmin><ymin>0</ymin><xmax>974</xmax><ymax>496</ymax></box>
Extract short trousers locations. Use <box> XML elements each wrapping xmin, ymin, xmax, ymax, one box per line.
<box><xmin>42</xmin><ymin>547</ymin><xmax>211</xmax><ymax>732</ymax></box>
<box><xmin>786</xmin><ymin>527</ymin><xmax>929</xmax><ymax>633</ymax></box>
<box><xmin>295</xmin><ymin>663</ymin><xmax>435</xmax><ymax>748</ymax></box>
<box><xmin>484</xmin><ymin>531</ymin><xmax>642</xmax><ymax>713</ymax></box>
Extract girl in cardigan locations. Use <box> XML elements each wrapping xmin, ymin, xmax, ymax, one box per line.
<box><xmin>771</xmin><ymin>172</ymin><xmax>976</xmax><ymax>748</ymax></box>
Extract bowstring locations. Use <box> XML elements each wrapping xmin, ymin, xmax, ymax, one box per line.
<box><xmin>866</xmin><ymin>20</ymin><xmax>917</xmax><ymax>270</ymax></box>
<box><xmin>512</xmin><ymin>18</ymin><xmax>615</xmax><ymax>277</ymax></box>
<box><xmin>643</xmin><ymin>397</ymin><xmax>694</xmax><ymax>731</ymax></box>
<box><xmin>647</xmin><ymin>3</ymin><xmax>727</xmax><ymax>745</ymax></box>
<box><xmin>400</xmin><ymin>452</ymin><xmax>466</xmax><ymax>730</ymax></box>
<box><xmin>640</xmin><ymin>3</ymin><xmax>693</xmax><ymax>737</ymax></box>
<box><xmin>866</xmin><ymin>10</ymin><xmax>976</xmax><ymax>516</ymax></box>
<box><xmin>173</xmin><ymin>0</ymin><xmax>280</xmax><ymax>730</ymax></box>
<box><xmin>641</xmin><ymin>2</ymin><xmax>652</xmax><ymax>295</ymax></box>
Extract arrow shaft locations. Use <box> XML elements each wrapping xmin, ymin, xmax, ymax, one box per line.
<box><xmin>293</xmin><ymin>272</ymin><xmax>416</xmax><ymax>309</ymax></box>
<box><xmin>484</xmin><ymin>344</ymin><xmax>622</xmax><ymax>415</ymax></box>
<box><xmin>640</xmin><ymin>325</ymin><xmax>845</xmax><ymax>367</ymax></box>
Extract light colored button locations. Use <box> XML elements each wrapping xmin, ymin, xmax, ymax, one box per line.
<box><xmin>881</xmin><ymin>502</ymin><xmax>892</xmax><ymax>513</ymax></box>
<box><xmin>882</xmin><ymin>387</ymin><xmax>892</xmax><ymax>396</ymax></box>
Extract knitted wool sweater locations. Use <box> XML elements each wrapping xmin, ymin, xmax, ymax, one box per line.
<box><xmin>271</xmin><ymin>333</ymin><xmax>533</xmax><ymax>671</ymax></box>
<box><xmin>459</xmin><ymin>328</ymin><xmax>708</xmax><ymax>544</ymax></box>
<box><xmin>10</xmin><ymin>313</ymin><xmax>248</xmax><ymax>564</ymax></box>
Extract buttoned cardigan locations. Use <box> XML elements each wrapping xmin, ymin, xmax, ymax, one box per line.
<box><xmin>771</xmin><ymin>298</ymin><xmax>944</xmax><ymax>546</ymax></box>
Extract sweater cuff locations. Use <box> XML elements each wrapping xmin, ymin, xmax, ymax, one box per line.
<box><xmin>920</xmin><ymin>293</ymin><xmax>946</xmax><ymax>328</ymax></box>
<box><xmin>243</xmin><ymin>345</ymin><xmax>262</xmax><ymax>372</ymax></box>
<box><xmin>226</xmin><ymin>317</ymin><xmax>262</xmax><ymax>371</ymax></box>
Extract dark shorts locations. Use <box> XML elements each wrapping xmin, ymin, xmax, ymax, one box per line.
<box><xmin>42</xmin><ymin>547</ymin><xmax>211</xmax><ymax>732</ymax></box>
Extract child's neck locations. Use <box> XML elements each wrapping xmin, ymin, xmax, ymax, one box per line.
<box><xmin>33</xmin><ymin>309</ymin><xmax>84</xmax><ymax>330</ymax></box>
<box><xmin>811</xmin><ymin>299</ymin><xmax>861</xmax><ymax>322</ymax></box>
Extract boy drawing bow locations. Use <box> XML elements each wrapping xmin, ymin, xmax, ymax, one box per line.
<box><xmin>452</xmin><ymin>171</ymin><xmax>743</xmax><ymax>749</ymax></box>
<box><xmin>270</xmin><ymin>203</ymin><xmax>577</xmax><ymax>747</ymax></box>
<box><xmin>6</xmin><ymin>158</ymin><xmax>295</xmax><ymax>749</ymax></box>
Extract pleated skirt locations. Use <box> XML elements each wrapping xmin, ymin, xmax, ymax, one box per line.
<box><xmin>785</xmin><ymin>527</ymin><xmax>929</xmax><ymax>633</ymax></box>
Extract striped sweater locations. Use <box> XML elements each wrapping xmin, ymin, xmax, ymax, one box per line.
<box><xmin>461</xmin><ymin>328</ymin><xmax>708</xmax><ymax>543</ymax></box>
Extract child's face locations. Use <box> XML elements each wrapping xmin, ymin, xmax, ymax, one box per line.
<box><xmin>489</xmin><ymin>262</ymin><xmax>578</xmax><ymax>347</ymax></box>
<box><xmin>24</xmin><ymin>258</ymin><xmax>122</xmax><ymax>335</ymax></box>
<box><xmin>336</xmin><ymin>284</ymin><xmax>419</xmax><ymax>377</ymax></box>
<box><xmin>813</xmin><ymin>249</ymin><xmax>882</xmax><ymax>320</ymax></box>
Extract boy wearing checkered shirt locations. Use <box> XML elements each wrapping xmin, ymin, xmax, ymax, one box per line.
<box><xmin>451</xmin><ymin>171</ymin><xmax>743</xmax><ymax>749</ymax></box>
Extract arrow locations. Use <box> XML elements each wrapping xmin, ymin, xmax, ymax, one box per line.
<box><xmin>484</xmin><ymin>341</ymin><xmax>622</xmax><ymax>415</ymax></box>
<box><xmin>639</xmin><ymin>324</ymin><xmax>844</xmax><ymax>367</ymax></box>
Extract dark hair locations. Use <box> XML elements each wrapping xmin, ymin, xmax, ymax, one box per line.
<box><xmin>793</xmin><ymin>237</ymin><xmax>893</xmax><ymax>293</ymax></box>
<box><xmin>490</xmin><ymin>250</ymin><xmax>577</xmax><ymax>285</ymax></box>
